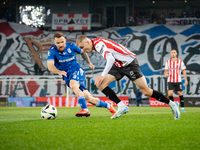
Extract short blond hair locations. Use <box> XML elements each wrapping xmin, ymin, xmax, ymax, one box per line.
<box><xmin>76</xmin><ymin>35</ymin><xmax>87</xmax><ymax>46</ymax></box>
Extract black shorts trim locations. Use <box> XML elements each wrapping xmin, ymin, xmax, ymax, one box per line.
<box><xmin>108</xmin><ymin>58</ymin><xmax>143</xmax><ymax>81</ymax></box>
<box><xmin>168</xmin><ymin>82</ymin><xmax>182</xmax><ymax>91</ymax></box>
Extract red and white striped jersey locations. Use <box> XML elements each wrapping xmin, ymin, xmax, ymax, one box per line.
<box><xmin>92</xmin><ymin>37</ymin><xmax>136</xmax><ymax>67</ymax></box>
<box><xmin>165</xmin><ymin>58</ymin><xmax>186</xmax><ymax>83</ymax></box>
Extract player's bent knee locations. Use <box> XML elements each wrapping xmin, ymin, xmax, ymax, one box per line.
<box><xmin>143</xmin><ymin>91</ymin><xmax>149</xmax><ymax>96</ymax></box>
<box><xmin>96</xmin><ymin>84</ymin><xmax>106</xmax><ymax>91</ymax></box>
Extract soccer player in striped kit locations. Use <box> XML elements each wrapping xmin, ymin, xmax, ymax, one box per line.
<box><xmin>47</xmin><ymin>32</ymin><xmax>116</xmax><ymax>117</ymax></box>
<box><xmin>164</xmin><ymin>49</ymin><xmax>188</xmax><ymax>112</ymax></box>
<box><xmin>76</xmin><ymin>36</ymin><xmax>180</xmax><ymax>120</ymax></box>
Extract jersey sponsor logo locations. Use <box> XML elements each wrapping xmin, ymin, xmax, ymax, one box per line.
<box><xmin>99</xmin><ymin>45</ymin><xmax>104</xmax><ymax>55</ymax></box>
<box><xmin>59</xmin><ymin>56</ymin><xmax>75</xmax><ymax>63</ymax></box>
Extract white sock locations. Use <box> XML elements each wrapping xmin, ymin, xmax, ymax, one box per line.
<box><xmin>168</xmin><ymin>100</ymin><xmax>174</xmax><ymax>107</ymax></box>
<box><xmin>117</xmin><ymin>101</ymin><xmax>126</xmax><ymax>107</ymax></box>
<box><xmin>83</xmin><ymin>108</ymin><xmax>89</xmax><ymax>112</ymax></box>
<box><xmin>107</xmin><ymin>103</ymin><xmax>111</xmax><ymax>109</ymax></box>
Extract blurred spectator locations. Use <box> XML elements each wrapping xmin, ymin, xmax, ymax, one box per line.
<box><xmin>129</xmin><ymin>14</ymin><xmax>134</xmax><ymax>26</ymax></box>
<box><xmin>1</xmin><ymin>12</ymin><xmax>7</xmax><ymax>20</ymax></box>
<box><xmin>165</xmin><ymin>90</ymin><xmax>169</xmax><ymax>97</ymax></box>
<box><xmin>39</xmin><ymin>88</ymin><xmax>47</xmax><ymax>97</ymax></box>
<box><xmin>40</xmin><ymin>25</ymin><xmax>44</xmax><ymax>30</ymax></box>
<box><xmin>117</xmin><ymin>23</ymin><xmax>121</xmax><ymax>27</ymax></box>
<box><xmin>152</xmin><ymin>11</ymin><xmax>157</xmax><ymax>22</ymax></box>
<box><xmin>153</xmin><ymin>18</ymin><xmax>157</xmax><ymax>24</ymax></box>
<box><xmin>135</xmin><ymin>89</ymin><xmax>142</xmax><ymax>107</ymax></box>
<box><xmin>9</xmin><ymin>91</ymin><xmax>16</xmax><ymax>97</ymax></box>
<box><xmin>165</xmin><ymin>10</ymin><xmax>169</xmax><ymax>18</ymax></box>
<box><xmin>159</xmin><ymin>12</ymin><xmax>165</xmax><ymax>24</ymax></box>
<box><xmin>6</xmin><ymin>10</ymin><xmax>14</xmax><ymax>22</ymax></box>
<box><xmin>188</xmin><ymin>10</ymin><xmax>194</xmax><ymax>17</ymax></box>
<box><xmin>196</xmin><ymin>71</ymin><xmax>199</xmax><ymax>75</ymax></box>
<box><xmin>169</xmin><ymin>10</ymin><xmax>176</xmax><ymax>18</ymax></box>
<box><xmin>182</xmin><ymin>10</ymin><xmax>187</xmax><ymax>18</ymax></box>
<box><xmin>195</xmin><ymin>9</ymin><xmax>200</xmax><ymax>18</ymax></box>
<box><xmin>34</xmin><ymin>62</ymin><xmax>43</xmax><ymax>75</ymax></box>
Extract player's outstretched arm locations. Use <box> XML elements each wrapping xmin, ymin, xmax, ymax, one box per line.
<box><xmin>47</xmin><ymin>60</ymin><xmax>67</xmax><ymax>77</ymax></box>
<box><xmin>81</xmin><ymin>52</ymin><xmax>95</xmax><ymax>70</ymax></box>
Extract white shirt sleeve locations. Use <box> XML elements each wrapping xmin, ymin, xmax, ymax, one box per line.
<box><xmin>101</xmin><ymin>53</ymin><xmax>115</xmax><ymax>77</ymax></box>
<box><xmin>165</xmin><ymin>61</ymin><xmax>168</xmax><ymax>70</ymax></box>
<box><xmin>181</xmin><ymin>61</ymin><xmax>186</xmax><ymax>70</ymax></box>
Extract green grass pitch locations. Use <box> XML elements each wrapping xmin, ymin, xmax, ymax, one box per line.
<box><xmin>0</xmin><ymin>107</ymin><xmax>200</xmax><ymax>150</ymax></box>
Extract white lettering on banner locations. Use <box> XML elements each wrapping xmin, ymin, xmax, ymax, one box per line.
<box><xmin>0</xmin><ymin>75</ymin><xmax>199</xmax><ymax>97</ymax></box>
<box><xmin>166</xmin><ymin>17</ymin><xmax>200</xmax><ymax>25</ymax></box>
<box><xmin>149</xmin><ymin>100</ymin><xmax>166</xmax><ymax>106</ymax></box>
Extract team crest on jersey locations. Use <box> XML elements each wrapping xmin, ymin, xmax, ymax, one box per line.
<box><xmin>67</xmin><ymin>48</ymin><xmax>72</xmax><ymax>53</ymax></box>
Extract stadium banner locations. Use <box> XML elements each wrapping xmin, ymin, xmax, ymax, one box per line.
<box><xmin>166</xmin><ymin>17</ymin><xmax>200</xmax><ymax>25</ymax></box>
<box><xmin>0</xmin><ymin>21</ymin><xmax>200</xmax><ymax>78</ymax></box>
<box><xmin>149</xmin><ymin>97</ymin><xmax>180</xmax><ymax>107</ymax></box>
<box><xmin>8</xmin><ymin>97</ymin><xmax>35</xmax><ymax>107</ymax></box>
<box><xmin>0</xmin><ymin>75</ymin><xmax>199</xmax><ymax>98</ymax></box>
<box><xmin>184</xmin><ymin>98</ymin><xmax>200</xmax><ymax>107</ymax></box>
<box><xmin>52</xmin><ymin>13</ymin><xmax>91</xmax><ymax>30</ymax></box>
<box><xmin>35</xmin><ymin>96</ymin><xmax>129</xmax><ymax>107</ymax></box>
<box><xmin>0</xmin><ymin>21</ymin><xmax>200</xmax><ymax>98</ymax></box>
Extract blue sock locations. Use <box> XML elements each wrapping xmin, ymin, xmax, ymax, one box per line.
<box><xmin>77</xmin><ymin>96</ymin><xmax>87</xmax><ymax>109</ymax></box>
<box><xmin>95</xmin><ymin>98</ymin><xmax>108</xmax><ymax>108</ymax></box>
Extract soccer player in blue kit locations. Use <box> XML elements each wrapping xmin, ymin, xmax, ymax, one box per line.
<box><xmin>47</xmin><ymin>32</ymin><xmax>116</xmax><ymax>117</ymax></box>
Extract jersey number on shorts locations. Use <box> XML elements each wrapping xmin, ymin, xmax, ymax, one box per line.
<box><xmin>130</xmin><ymin>71</ymin><xmax>136</xmax><ymax>79</ymax></box>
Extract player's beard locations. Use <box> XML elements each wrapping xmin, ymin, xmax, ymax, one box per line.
<box><xmin>58</xmin><ymin>46</ymin><xmax>65</xmax><ymax>52</ymax></box>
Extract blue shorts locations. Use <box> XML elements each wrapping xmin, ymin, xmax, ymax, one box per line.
<box><xmin>63</xmin><ymin>68</ymin><xmax>87</xmax><ymax>91</ymax></box>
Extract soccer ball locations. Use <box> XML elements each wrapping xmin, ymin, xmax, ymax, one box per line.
<box><xmin>41</xmin><ymin>104</ymin><xmax>58</xmax><ymax>120</ymax></box>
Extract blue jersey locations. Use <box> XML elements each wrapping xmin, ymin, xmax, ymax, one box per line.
<box><xmin>47</xmin><ymin>42</ymin><xmax>87</xmax><ymax>91</ymax></box>
<box><xmin>47</xmin><ymin>42</ymin><xmax>81</xmax><ymax>73</ymax></box>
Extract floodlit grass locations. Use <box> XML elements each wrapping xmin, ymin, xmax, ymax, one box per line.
<box><xmin>0</xmin><ymin>107</ymin><xmax>200</xmax><ymax>150</ymax></box>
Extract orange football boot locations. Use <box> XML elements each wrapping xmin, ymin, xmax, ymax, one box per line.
<box><xmin>75</xmin><ymin>109</ymin><xmax>90</xmax><ymax>117</ymax></box>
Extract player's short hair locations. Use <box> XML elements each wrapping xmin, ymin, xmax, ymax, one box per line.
<box><xmin>171</xmin><ymin>49</ymin><xmax>177</xmax><ymax>52</ymax></box>
<box><xmin>53</xmin><ymin>32</ymin><xmax>65</xmax><ymax>39</ymax></box>
<box><xmin>76</xmin><ymin>35</ymin><xmax>87</xmax><ymax>45</ymax></box>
